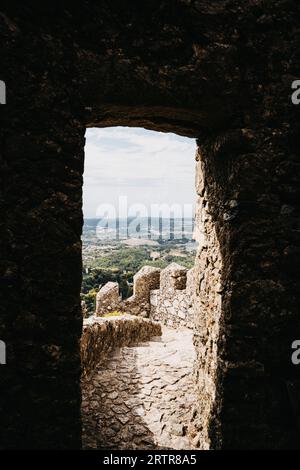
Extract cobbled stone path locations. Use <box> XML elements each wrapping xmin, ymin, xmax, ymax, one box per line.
<box><xmin>82</xmin><ymin>326</ymin><xmax>196</xmax><ymax>450</ymax></box>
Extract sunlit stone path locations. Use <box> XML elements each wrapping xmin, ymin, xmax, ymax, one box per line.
<box><xmin>82</xmin><ymin>326</ymin><xmax>196</xmax><ymax>450</ymax></box>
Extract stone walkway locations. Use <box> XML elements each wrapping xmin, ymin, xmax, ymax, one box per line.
<box><xmin>82</xmin><ymin>326</ymin><xmax>196</xmax><ymax>450</ymax></box>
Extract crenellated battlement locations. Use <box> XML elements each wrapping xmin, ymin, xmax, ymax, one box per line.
<box><xmin>150</xmin><ymin>263</ymin><xmax>195</xmax><ymax>329</ymax></box>
<box><xmin>95</xmin><ymin>262</ymin><xmax>195</xmax><ymax>329</ymax></box>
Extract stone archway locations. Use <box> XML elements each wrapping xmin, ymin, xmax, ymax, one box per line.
<box><xmin>1</xmin><ymin>1</ymin><xmax>299</xmax><ymax>450</ymax></box>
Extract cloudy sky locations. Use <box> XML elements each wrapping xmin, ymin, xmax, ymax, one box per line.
<box><xmin>83</xmin><ymin>127</ymin><xmax>196</xmax><ymax>218</ymax></box>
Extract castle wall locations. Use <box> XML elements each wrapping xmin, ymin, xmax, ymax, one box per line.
<box><xmin>95</xmin><ymin>263</ymin><xmax>195</xmax><ymax>330</ymax></box>
<box><xmin>124</xmin><ymin>266</ymin><xmax>161</xmax><ymax>317</ymax></box>
<box><xmin>81</xmin><ymin>315</ymin><xmax>162</xmax><ymax>380</ymax></box>
<box><xmin>149</xmin><ymin>263</ymin><xmax>195</xmax><ymax>329</ymax></box>
<box><xmin>95</xmin><ymin>282</ymin><xmax>121</xmax><ymax>316</ymax></box>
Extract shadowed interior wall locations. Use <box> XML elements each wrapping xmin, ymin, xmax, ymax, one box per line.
<box><xmin>0</xmin><ymin>0</ymin><xmax>299</xmax><ymax>449</ymax></box>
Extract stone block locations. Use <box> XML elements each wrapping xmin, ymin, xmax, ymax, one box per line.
<box><xmin>96</xmin><ymin>282</ymin><xmax>120</xmax><ymax>316</ymax></box>
<box><xmin>133</xmin><ymin>266</ymin><xmax>161</xmax><ymax>299</ymax></box>
<box><xmin>160</xmin><ymin>263</ymin><xmax>188</xmax><ymax>291</ymax></box>
<box><xmin>150</xmin><ymin>290</ymin><xmax>159</xmax><ymax>307</ymax></box>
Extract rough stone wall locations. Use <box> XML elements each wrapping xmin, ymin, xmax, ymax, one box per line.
<box><xmin>95</xmin><ymin>282</ymin><xmax>121</xmax><ymax>316</ymax></box>
<box><xmin>190</xmin><ymin>153</ymin><xmax>224</xmax><ymax>449</ymax></box>
<box><xmin>82</xmin><ymin>327</ymin><xmax>196</xmax><ymax>450</ymax></box>
<box><xmin>94</xmin><ymin>265</ymin><xmax>161</xmax><ymax>317</ymax></box>
<box><xmin>150</xmin><ymin>289</ymin><xmax>194</xmax><ymax>329</ymax></box>
<box><xmin>197</xmin><ymin>126</ymin><xmax>300</xmax><ymax>449</ymax></box>
<box><xmin>124</xmin><ymin>266</ymin><xmax>161</xmax><ymax>317</ymax></box>
<box><xmin>150</xmin><ymin>263</ymin><xmax>195</xmax><ymax>329</ymax></box>
<box><xmin>81</xmin><ymin>315</ymin><xmax>162</xmax><ymax>380</ymax></box>
<box><xmin>1</xmin><ymin>0</ymin><xmax>299</xmax><ymax>450</ymax></box>
<box><xmin>95</xmin><ymin>263</ymin><xmax>195</xmax><ymax>329</ymax></box>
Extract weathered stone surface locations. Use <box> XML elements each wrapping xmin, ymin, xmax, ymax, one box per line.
<box><xmin>124</xmin><ymin>266</ymin><xmax>161</xmax><ymax>317</ymax></box>
<box><xmin>97</xmin><ymin>263</ymin><xmax>195</xmax><ymax>329</ymax></box>
<box><xmin>160</xmin><ymin>263</ymin><xmax>187</xmax><ymax>291</ymax></box>
<box><xmin>81</xmin><ymin>315</ymin><xmax>162</xmax><ymax>379</ymax></box>
<box><xmin>191</xmin><ymin>174</ymin><xmax>223</xmax><ymax>449</ymax></box>
<box><xmin>133</xmin><ymin>266</ymin><xmax>161</xmax><ymax>298</ymax></box>
<box><xmin>82</xmin><ymin>326</ymin><xmax>197</xmax><ymax>450</ymax></box>
<box><xmin>96</xmin><ymin>282</ymin><xmax>120</xmax><ymax>316</ymax></box>
<box><xmin>149</xmin><ymin>263</ymin><xmax>195</xmax><ymax>329</ymax></box>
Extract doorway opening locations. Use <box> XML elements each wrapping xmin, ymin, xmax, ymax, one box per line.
<box><xmin>80</xmin><ymin>126</ymin><xmax>200</xmax><ymax>449</ymax></box>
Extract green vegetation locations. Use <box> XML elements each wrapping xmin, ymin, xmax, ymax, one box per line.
<box><xmin>81</xmin><ymin>268</ymin><xmax>133</xmax><ymax>315</ymax></box>
<box><xmin>82</xmin><ymin>288</ymin><xmax>98</xmax><ymax>313</ymax></box>
<box><xmin>85</xmin><ymin>245</ymin><xmax>195</xmax><ymax>271</ymax></box>
<box><xmin>81</xmin><ymin>243</ymin><xmax>196</xmax><ymax>316</ymax></box>
<box><xmin>86</xmin><ymin>247</ymin><xmax>154</xmax><ymax>272</ymax></box>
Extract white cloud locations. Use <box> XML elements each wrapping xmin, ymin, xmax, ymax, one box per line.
<box><xmin>83</xmin><ymin>127</ymin><xmax>196</xmax><ymax>218</ymax></box>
